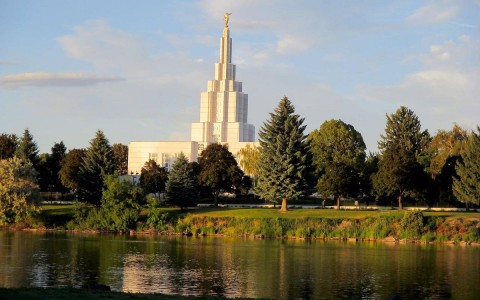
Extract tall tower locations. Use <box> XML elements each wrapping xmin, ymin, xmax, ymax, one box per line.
<box><xmin>191</xmin><ymin>14</ymin><xmax>255</xmax><ymax>151</ymax></box>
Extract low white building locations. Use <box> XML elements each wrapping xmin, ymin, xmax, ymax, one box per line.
<box><xmin>127</xmin><ymin>141</ymin><xmax>198</xmax><ymax>174</ymax></box>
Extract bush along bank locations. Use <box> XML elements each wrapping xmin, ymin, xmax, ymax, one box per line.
<box><xmin>144</xmin><ymin>211</ymin><xmax>480</xmax><ymax>244</ymax></box>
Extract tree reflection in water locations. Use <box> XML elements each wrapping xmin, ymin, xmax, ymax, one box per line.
<box><xmin>0</xmin><ymin>232</ymin><xmax>477</xmax><ymax>299</ymax></box>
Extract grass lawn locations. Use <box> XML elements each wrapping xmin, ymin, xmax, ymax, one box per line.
<box><xmin>35</xmin><ymin>205</ymin><xmax>76</xmax><ymax>228</ymax></box>
<box><xmin>184</xmin><ymin>207</ymin><xmax>480</xmax><ymax>219</ymax></box>
<box><xmin>33</xmin><ymin>205</ymin><xmax>480</xmax><ymax>230</ymax></box>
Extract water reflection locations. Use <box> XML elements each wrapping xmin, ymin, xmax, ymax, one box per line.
<box><xmin>0</xmin><ymin>232</ymin><xmax>479</xmax><ymax>299</ymax></box>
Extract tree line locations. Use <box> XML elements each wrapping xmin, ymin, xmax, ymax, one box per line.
<box><xmin>251</xmin><ymin>97</ymin><xmax>479</xmax><ymax>211</ymax></box>
<box><xmin>1</xmin><ymin>96</ymin><xmax>479</xmax><ymax>226</ymax></box>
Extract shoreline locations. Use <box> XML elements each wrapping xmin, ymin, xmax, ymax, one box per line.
<box><xmin>5</xmin><ymin>226</ymin><xmax>480</xmax><ymax>247</ymax></box>
<box><xmin>3</xmin><ymin>208</ymin><xmax>479</xmax><ymax>245</ymax></box>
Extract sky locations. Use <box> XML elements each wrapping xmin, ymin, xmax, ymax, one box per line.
<box><xmin>1</xmin><ymin>0</ymin><xmax>479</xmax><ymax>154</ymax></box>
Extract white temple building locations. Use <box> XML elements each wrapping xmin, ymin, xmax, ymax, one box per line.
<box><xmin>128</xmin><ymin>16</ymin><xmax>257</xmax><ymax>174</ymax></box>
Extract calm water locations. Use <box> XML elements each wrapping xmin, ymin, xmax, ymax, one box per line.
<box><xmin>0</xmin><ymin>232</ymin><xmax>479</xmax><ymax>299</ymax></box>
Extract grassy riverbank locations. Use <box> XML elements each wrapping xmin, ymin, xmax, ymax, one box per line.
<box><xmin>172</xmin><ymin>209</ymin><xmax>480</xmax><ymax>242</ymax></box>
<box><xmin>10</xmin><ymin>205</ymin><xmax>480</xmax><ymax>243</ymax></box>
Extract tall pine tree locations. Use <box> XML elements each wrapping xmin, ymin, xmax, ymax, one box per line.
<box><xmin>372</xmin><ymin>106</ymin><xmax>430</xmax><ymax>210</ymax></box>
<box><xmin>255</xmin><ymin>96</ymin><xmax>313</xmax><ymax>211</ymax></box>
<box><xmin>15</xmin><ymin>129</ymin><xmax>40</xmax><ymax>169</ymax></box>
<box><xmin>452</xmin><ymin>127</ymin><xmax>480</xmax><ymax>209</ymax></box>
<box><xmin>165</xmin><ymin>153</ymin><xmax>199</xmax><ymax>209</ymax></box>
<box><xmin>78</xmin><ymin>130</ymin><xmax>114</xmax><ymax>205</ymax></box>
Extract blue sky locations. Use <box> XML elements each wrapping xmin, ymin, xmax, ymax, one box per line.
<box><xmin>1</xmin><ymin>0</ymin><xmax>479</xmax><ymax>153</ymax></box>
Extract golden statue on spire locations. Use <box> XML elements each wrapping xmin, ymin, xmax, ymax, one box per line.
<box><xmin>224</xmin><ymin>12</ymin><xmax>232</xmax><ymax>27</ymax></box>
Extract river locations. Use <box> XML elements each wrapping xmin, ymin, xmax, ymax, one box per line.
<box><xmin>0</xmin><ymin>231</ymin><xmax>478</xmax><ymax>299</ymax></box>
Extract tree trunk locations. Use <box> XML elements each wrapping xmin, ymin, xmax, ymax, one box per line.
<box><xmin>466</xmin><ymin>202</ymin><xmax>469</xmax><ymax>211</ymax></box>
<box><xmin>398</xmin><ymin>194</ymin><xmax>403</xmax><ymax>210</ymax></box>
<box><xmin>336</xmin><ymin>195</ymin><xmax>340</xmax><ymax>210</ymax></box>
<box><xmin>279</xmin><ymin>198</ymin><xmax>288</xmax><ymax>212</ymax></box>
<box><xmin>214</xmin><ymin>190</ymin><xmax>219</xmax><ymax>207</ymax></box>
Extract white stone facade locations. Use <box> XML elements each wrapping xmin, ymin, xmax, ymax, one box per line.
<box><xmin>127</xmin><ymin>20</ymin><xmax>258</xmax><ymax>174</ymax></box>
<box><xmin>191</xmin><ymin>26</ymin><xmax>255</xmax><ymax>149</ymax></box>
<box><xmin>128</xmin><ymin>141</ymin><xmax>197</xmax><ymax>174</ymax></box>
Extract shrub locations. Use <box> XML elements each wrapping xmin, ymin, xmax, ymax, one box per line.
<box><xmin>399</xmin><ymin>211</ymin><xmax>424</xmax><ymax>239</ymax></box>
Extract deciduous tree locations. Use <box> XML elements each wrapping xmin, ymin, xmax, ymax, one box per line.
<box><xmin>308</xmin><ymin>119</ymin><xmax>366</xmax><ymax>209</ymax></box>
<box><xmin>237</xmin><ymin>144</ymin><xmax>260</xmax><ymax>178</ymax></box>
<box><xmin>83</xmin><ymin>175</ymin><xmax>143</xmax><ymax>231</ymax></box>
<box><xmin>112</xmin><ymin>143</ymin><xmax>128</xmax><ymax>175</ymax></box>
<box><xmin>59</xmin><ymin>149</ymin><xmax>86</xmax><ymax>193</ymax></box>
<box><xmin>426</xmin><ymin>125</ymin><xmax>469</xmax><ymax>204</ymax></box>
<box><xmin>0</xmin><ymin>133</ymin><xmax>17</xmax><ymax>160</ymax></box>
<box><xmin>198</xmin><ymin>143</ymin><xmax>243</xmax><ymax>206</ymax></box>
<box><xmin>37</xmin><ymin>142</ymin><xmax>67</xmax><ymax>193</ymax></box>
<box><xmin>255</xmin><ymin>96</ymin><xmax>313</xmax><ymax>211</ymax></box>
<box><xmin>0</xmin><ymin>157</ymin><xmax>39</xmax><ymax>225</ymax></box>
<box><xmin>140</xmin><ymin>160</ymin><xmax>168</xmax><ymax>200</ymax></box>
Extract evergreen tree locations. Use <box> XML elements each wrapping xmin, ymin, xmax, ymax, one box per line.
<box><xmin>165</xmin><ymin>153</ymin><xmax>199</xmax><ymax>209</ymax></box>
<box><xmin>452</xmin><ymin>127</ymin><xmax>480</xmax><ymax>209</ymax></box>
<box><xmin>255</xmin><ymin>96</ymin><xmax>313</xmax><ymax>211</ymax></box>
<box><xmin>0</xmin><ymin>133</ymin><xmax>17</xmax><ymax>160</ymax></box>
<box><xmin>15</xmin><ymin>129</ymin><xmax>40</xmax><ymax>169</ymax></box>
<box><xmin>308</xmin><ymin>119</ymin><xmax>366</xmax><ymax>209</ymax></box>
<box><xmin>198</xmin><ymin>143</ymin><xmax>243</xmax><ymax>206</ymax></box>
<box><xmin>372</xmin><ymin>106</ymin><xmax>430</xmax><ymax>210</ymax></box>
<box><xmin>78</xmin><ymin>130</ymin><xmax>114</xmax><ymax>205</ymax></box>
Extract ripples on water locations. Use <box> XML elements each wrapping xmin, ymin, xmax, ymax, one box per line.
<box><xmin>0</xmin><ymin>232</ymin><xmax>479</xmax><ymax>299</ymax></box>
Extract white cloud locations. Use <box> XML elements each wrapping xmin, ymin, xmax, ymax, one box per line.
<box><xmin>0</xmin><ymin>72</ymin><xmax>123</xmax><ymax>89</ymax></box>
<box><xmin>407</xmin><ymin>0</ymin><xmax>461</xmax><ymax>24</ymax></box>
<box><xmin>359</xmin><ymin>34</ymin><xmax>480</xmax><ymax>134</ymax></box>
<box><xmin>275</xmin><ymin>34</ymin><xmax>312</xmax><ymax>55</ymax></box>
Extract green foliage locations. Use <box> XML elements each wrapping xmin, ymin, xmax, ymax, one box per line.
<box><xmin>78</xmin><ymin>130</ymin><xmax>115</xmax><ymax>205</ymax></box>
<box><xmin>165</xmin><ymin>153</ymin><xmax>199</xmax><ymax>208</ymax></box>
<box><xmin>255</xmin><ymin>96</ymin><xmax>314</xmax><ymax>205</ymax></box>
<box><xmin>0</xmin><ymin>133</ymin><xmax>17</xmax><ymax>160</ymax></box>
<box><xmin>37</xmin><ymin>141</ymin><xmax>67</xmax><ymax>192</ymax></box>
<box><xmin>14</xmin><ymin>128</ymin><xmax>40</xmax><ymax>169</ymax></box>
<box><xmin>140</xmin><ymin>159</ymin><xmax>168</xmax><ymax>198</ymax></box>
<box><xmin>309</xmin><ymin>120</ymin><xmax>366</xmax><ymax>209</ymax></box>
<box><xmin>237</xmin><ymin>144</ymin><xmax>260</xmax><ymax>178</ymax></box>
<box><xmin>399</xmin><ymin>211</ymin><xmax>424</xmax><ymax>239</ymax></box>
<box><xmin>198</xmin><ymin>144</ymin><xmax>243</xmax><ymax>205</ymax></box>
<box><xmin>112</xmin><ymin>143</ymin><xmax>128</xmax><ymax>175</ymax></box>
<box><xmin>146</xmin><ymin>197</ymin><xmax>170</xmax><ymax>231</ymax></box>
<box><xmin>360</xmin><ymin>153</ymin><xmax>379</xmax><ymax>200</ymax></box>
<box><xmin>372</xmin><ymin>106</ymin><xmax>430</xmax><ymax>209</ymax></box>
<box><xmin>59</xmin><ymin>149</ymin><xmax>86</xmax><ymax>193</ymax></box>
<box><xmin>428</xmin><ymin>124</ymin><xmax>468</xmax><ymax>176</ymax></box>
<box><xmin>453</xmin><ymin>127</ymin><xmax>480</xmax><ymax>207</ymax></box>
<box><xmin>74</xmin><ymin>175</ymin><xmax>143</xmax><ymax>231</ymax></box>
<box><xmin>0</xmin><ymin>157</ymin><xmax>40</xmax><ymax>225</ymax></box>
